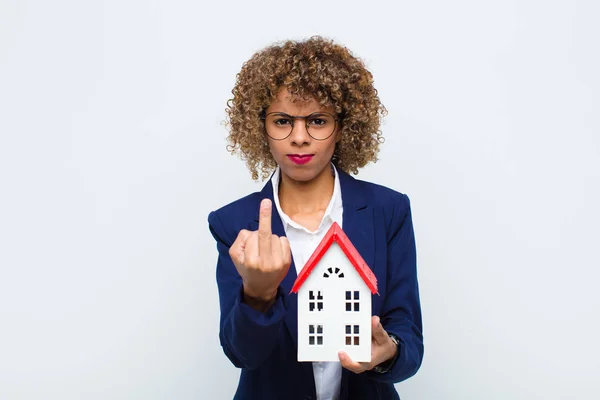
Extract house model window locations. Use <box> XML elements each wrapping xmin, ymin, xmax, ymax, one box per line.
<box><xmin>323</xmin><ymin>266</ymin><xmax>344</xmax><ymax>278</ymax></box>
<box><xmin>292</xmin><ymin>222</ymin><xmax>378</xmax><ymax>363</ymax></box>
<box><xmin>309</xmin><ymin>290</ymin><xmax>324</xmax><ymax>312</ymax></box>
<box><xmin>308</xmin><ymin>325</ymin><xmax>323</xmax><ymax>345</ymax></box>
<box><xmin>345</xmin><ymin>325</ymin><xmax>360</xmax><ymax>345</ymax></box>
<box><xmin>345</xmin><ymin>290</ymin><xmax>360</xmax><ymax>312</ymax></box>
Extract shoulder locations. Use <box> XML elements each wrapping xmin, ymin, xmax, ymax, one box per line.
<box><xmin>349</xmin><ymin>175</ymin><xmax>411</xmax><ymax>216</ymax></box>
<box><xmin>207</xmin><ymin>191</ymin><xmax>263</xmax><ymax>245</ymax></box>
<box><xmin>347</xmin><ymin>175</ymin><xmax>413</xmax><ymax>237</ymax></box>
<box><xmin>354</xmin><ymin>177</ymin><xmax>410</xmax><ymax>209</ymax></box>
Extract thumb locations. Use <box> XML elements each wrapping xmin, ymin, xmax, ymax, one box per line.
<box><xmin>372</xmin><ymin>316</ymin><xmax>389</xmax><ymax>345</ymax></box>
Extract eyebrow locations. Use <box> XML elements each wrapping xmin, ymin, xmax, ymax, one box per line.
<box><xmin>267</xmin><ymin>111</ymin><xmax>329</xmax><ymax>115</ymax></box>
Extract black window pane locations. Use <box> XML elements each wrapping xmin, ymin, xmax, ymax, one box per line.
<box><xmin>309</xmin><ymin>291</ymin><xmax>314</xmax><ymax>300</ymax></box>
<box><xmin>354</xmin><ymin>325</ymin><xmax>359</xmax><ymax>334</ymax></box>
<box><xmin>323</xmin><ymin>273</ymin><xmax>329</xmax><ymax>278</ymax></box>
<box><xmin>309</xmin><ymin>336</ymin><xmax>315</xmax><ymax>345</ymax></box>
<box><xmin>317</xmin><ymin>302</ymin><xmax>323</xmax><ymax>311</ymax></box>
<box><xmin>354</xmin><ymin>302</ymin><xmax>360</xmax><ymax>312</ymax></box>
<box><xmin>346</xmin><ymin>303</ymin><xmax>351</xmax><ymax>311</ymax></box>
<box><xmin>346</xmin><ymin>291</ymin><xmax>351</xmax><ymax>300</ymax></box>
<box><xmin>335</xmin><ymin>267</ymin><xmax>340</xmax><ymax>274</ymax></box>
<box><xmin>317</xmin><ymin>325</ymin><xmax>323</xmax><ymax>334</ymax></box>
<box><xmin>309</xmin><ymin>325</ymin><xmax>314</xmax><ymax>334</ymax></box>
<box><xmin>354</xmin><ymin>291</ymin><xmax>359</xmax><ymax>299</ymax></box>
<box><xmin>317</xmin><ymin>336</ymin><xmax>323</xmax><ymax>345</ymax></box>
<box><xmin>317</xmin><ymin>291</ymin><xmax>323</xmax><ymax>300</ymax></box>
<box><xmin>339</xmin><ymin>273</ymin><xmax>344</xmax><ymax>278</ymax></box>
<box><xmin>346</xmin><ymin>325</ymin><xmax>351</xmax><ymax>334</ymax></box>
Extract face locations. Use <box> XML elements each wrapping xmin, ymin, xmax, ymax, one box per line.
<box><xmin>265</xmin><ymin>87</ymin><xmax>341</xmax><ymax>184</ymax></box>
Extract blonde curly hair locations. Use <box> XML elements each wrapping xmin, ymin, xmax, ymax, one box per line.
<box><xmin>225</xmin><ymin>36</ymin><xmax>387</xmax><ymax>181</ymax></box>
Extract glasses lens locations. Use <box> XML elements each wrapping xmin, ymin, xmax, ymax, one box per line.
<box><xmin>265</xmin><ymin>113</ymin><xmax>293</xmax><ymax>140</ymax></box>
<box><xmin>307</xmin><ymin>113</ymin><xmax>336</xmax><ymax>140</ymax></box>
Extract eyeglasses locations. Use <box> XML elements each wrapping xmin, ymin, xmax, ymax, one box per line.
<box><xmin>260</xmin><ymin>112</ymin><xmax>340</xmax><ymax>141</ymax></box>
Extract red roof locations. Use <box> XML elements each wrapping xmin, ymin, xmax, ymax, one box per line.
<box><xmin>290</xmin><ymin>222</ymin><xmax>378</xmax><ymax>294</ymax></box>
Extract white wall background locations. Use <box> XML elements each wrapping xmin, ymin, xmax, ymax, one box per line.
<box><xmin>1</xmin><ymin>0</ymin><xmax>598</xmax><ymax>399</ymax></box>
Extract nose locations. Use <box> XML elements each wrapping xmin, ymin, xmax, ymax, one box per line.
<box><xmin>289</xmin><ymin>118</ymin><xmax>311</xmax><ymax>146</ymax></box>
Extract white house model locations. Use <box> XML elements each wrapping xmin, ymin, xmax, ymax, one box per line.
<box><xmin>291</xmin><ymin>222</ymin><xmax>378</xmax><ymax>363</ymax></box>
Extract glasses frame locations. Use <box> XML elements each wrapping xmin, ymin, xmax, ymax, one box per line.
<box><xmin>260</xmin><ymin>111</ymin><xmax>341</xmax><ymax>141</ymax></box>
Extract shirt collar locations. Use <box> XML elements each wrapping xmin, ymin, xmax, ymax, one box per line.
<box><xmin>271</xmin><ymin>163</ymin><xmax>342</xmax><ymax>233</ymax></box>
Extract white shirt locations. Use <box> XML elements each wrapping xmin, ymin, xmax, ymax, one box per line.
<box><xmin>271</xmin><ymin>164</ymin><xmax>343</xmax><ymax>400</ymax></box>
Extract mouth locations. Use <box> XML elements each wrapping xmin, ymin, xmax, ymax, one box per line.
<box><xmin>287</xmin><ymin>154</ymin><xmax>314</xmax><ymax>165</ymax></box>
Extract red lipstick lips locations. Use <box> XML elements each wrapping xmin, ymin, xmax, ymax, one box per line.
<box><xmin>287</xmin><ymin>154</ymin><xmax>314</xmax><ymax>165</ymax></box>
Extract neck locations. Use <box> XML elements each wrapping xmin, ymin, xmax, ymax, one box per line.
<box><xmin>279</xmin><ymin>165</ymin><xmax>335</xmax><ymax>215</ymax></box>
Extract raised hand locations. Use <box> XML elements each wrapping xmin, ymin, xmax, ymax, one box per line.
<box><xmin>338</xmin><ymin>316</ymin><xmax>398</xmax><ymax>374</ymax></box>
<box><xmin>228</xmin><ymin>199</ymin><xmax>292</xmax><ymax>310</ymax></box>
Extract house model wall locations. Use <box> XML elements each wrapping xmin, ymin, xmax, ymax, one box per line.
<box><xmin>291</xmin><ymin>223</ymin><xmax>378</xmax><ymax>363</ymax></box>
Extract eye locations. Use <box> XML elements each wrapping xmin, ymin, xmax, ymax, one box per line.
<box><xmin>273</xmin><ymin>117</ymin><xmax>292</xmax><ymax>126</ymax></box>
<box><xmin>308</xmin><ymin>114</ymin><xmax>332</xmax><ymax>127</ymax></box>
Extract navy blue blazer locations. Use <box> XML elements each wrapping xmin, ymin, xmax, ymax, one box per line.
<box><xmin>208</xmin><ymin>169</ymin><xmax>423</xmax><ymax>400</ymax></box>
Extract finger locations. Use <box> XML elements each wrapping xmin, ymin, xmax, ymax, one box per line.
<box><xmin>371</xmin><ymin>316</ymin><xmax>389</xmax><ymax>345</ymax></box>
<box><xmin>243</xmin><ymin>231</ymin><xmax>260</xmax><ymax>266</ymax></box>
<box><xmin>235</xmin><ymin>229</ymin><xmax>252</xmax><ymax>247</ymax></box>
<box><xmin>270</xmin><ymin>236</ymin><xmax>291</xmax><ymax>279</ymax></box>
<box><xmin>229</xmin><ymin>229</ymin><xmax>252</xmax><ymax>263</ymax></box>
<box><xmin>270</xmin><ymin>234</ymin><xmax>282</xmax><ymax>265</ymax></box>
<box><xmin>338</xmin><ymin>351</ymin><xmax>366</xmax><ymax>374</ymax></box>
<box><xmin>258</xmin><ymin>199</ymin><xmax>273</xmax><ymax>257</ymax></box>
<box><xmin>279</xmin><ymin>236</ymin><xmax>292</xmax><ymax>268</ymax></box>
<box><xmin>228</xmin><ymin>245</ymin><xmax>244</xmax><ymax>266</ymax></box>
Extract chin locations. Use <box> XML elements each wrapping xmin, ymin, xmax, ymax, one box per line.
<box><xmin>280</xmin><ymin>167</ymin><xmax>316</xmax><ymax>183</ymax></box>
<box><xmin>279</xmin><ymin>162</ymin><xmax>330</xmax><ymax>183</ymax></box>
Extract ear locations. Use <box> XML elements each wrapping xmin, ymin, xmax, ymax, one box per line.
<box><xmin>335</xmin><ymin>124</ymin><xmax>343</xmax><ymax>143</ymax></box>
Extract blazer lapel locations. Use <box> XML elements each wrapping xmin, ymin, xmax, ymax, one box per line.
<box><xmin>338</xmin><ymin>170</ymin><xmax>375</xmax><ymax>281</ymax></box>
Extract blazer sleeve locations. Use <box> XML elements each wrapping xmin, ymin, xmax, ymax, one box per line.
<box><xmin>365</xmin><ymin>194</ymin><xmax>424</xmax><ymax>383</ymax></box>
<box><xmin>208</xmin><ymin>210</ymin><xmax>288</xmax><ymax>370</ymax></box>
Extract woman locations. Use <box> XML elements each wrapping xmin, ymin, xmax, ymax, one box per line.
<box><xmin>208</xmin><ymin>36</ymin><xmax>423</xmax><ymax>400</ymax></box>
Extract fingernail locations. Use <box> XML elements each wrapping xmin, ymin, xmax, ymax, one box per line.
<box><xmin>261</xmin><ymin>199</ymin><xmax>271</xmax><ymax>209</ymax></box>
